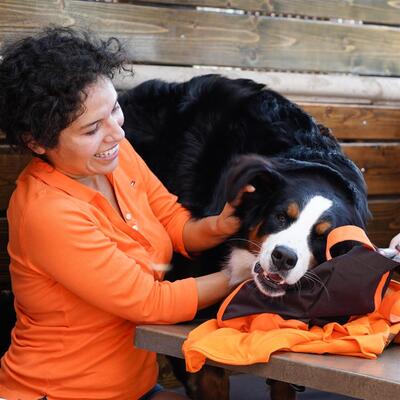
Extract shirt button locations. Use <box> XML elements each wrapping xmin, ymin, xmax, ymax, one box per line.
<box><xmin>125</xmin><ymin>212</ymin><xmax>132</xmax><ymax>221</ymax></box>
<box><xmin>132</xmin><ymin>224</ymin><xmax>139</xmax><ymax>231</ymax></box>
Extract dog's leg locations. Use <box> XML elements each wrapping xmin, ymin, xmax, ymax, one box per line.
<box><xmin>268</xmin><ymin>379</ymin><xmax>297</xmax><ymax>400</ymax></box>
<box><xmin>167</xmin><ymin>357</ymin><xmax>229</xmax><ymax>400</ymax></box>
<box><xmin>193</xmin><ymin>365</ymin><xmax>229</xmax><ymax>400</ymax></box>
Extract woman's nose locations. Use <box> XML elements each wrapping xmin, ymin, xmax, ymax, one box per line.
<box><xmin>105</xmin><ymin>116</ymin><xmax>125</xmax><ymax>141</ymax></box>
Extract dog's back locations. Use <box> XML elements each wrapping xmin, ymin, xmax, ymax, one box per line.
<box><xmin>120</xmin><ymin>75</ymin><xmax>347</xmax><ymax>214</ymax></box>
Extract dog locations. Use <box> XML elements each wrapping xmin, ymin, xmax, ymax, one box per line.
<box><xmin>119</xmin><ymin>74</ymin><xmax>369</xmax><ymax>297</ymax></box>
<box><xmin>119</xmin><ymin>74</ymin><xmax>370</xmax><ymax>399</ymax></box>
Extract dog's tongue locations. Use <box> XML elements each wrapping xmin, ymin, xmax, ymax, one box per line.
<box><xmin>267</xmin><ymin>273</ymin><xmax>284</xmax><ymax>284</ymax></box>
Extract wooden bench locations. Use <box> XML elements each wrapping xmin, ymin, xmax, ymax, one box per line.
<box><xmin>1</xmin><ymin>0</ymin><xmax>400</xmax><ymax>398</ymax></box>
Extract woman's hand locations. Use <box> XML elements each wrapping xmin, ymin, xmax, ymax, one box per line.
<box><xmin>183</xmin><ymin>185</ymin><xmax>255</xmax><ymax>253</ymax></box>
<box><xmin>214</xmin><ymin>184</ymin><xmax>255</xmax><ymax>236</ymax></box>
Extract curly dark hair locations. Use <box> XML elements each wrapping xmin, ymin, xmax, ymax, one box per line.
<box><xmin>0</xmin><ymin>26</ymin><xmax>128</xmax><ymax>150</ymax></box>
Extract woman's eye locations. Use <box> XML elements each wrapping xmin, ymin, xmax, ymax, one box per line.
<box><xmin>112</xmin><ymin>103</ymin><xmax>121</xmax><ymax>113</ymax></box>
<box><xmin>85</xmin><ymin>124</ymin><xmax>100</xmax><ymax>136</ymax></box>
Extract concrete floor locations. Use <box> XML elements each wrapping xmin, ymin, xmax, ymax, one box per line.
<box><xmin>229</xmin><ymin>374</ymin><xmax>357</xmax><ymax>400</ymax></box>
<box><xmin>174</xmin><ymin>374</ymin><xmax>357</xmax><ymax>399</ymax></box>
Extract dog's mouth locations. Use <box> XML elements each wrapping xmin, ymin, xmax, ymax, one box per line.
<box><xmin>253</xmin><ymin>261</ymin><xmax>288</xmax><ymax>296</ymax></box>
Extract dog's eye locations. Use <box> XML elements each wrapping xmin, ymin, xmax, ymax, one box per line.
<box><xmin>275</xmin><ymin>213</ymin><xmax>287</xmax><ymax>226</ymax></box>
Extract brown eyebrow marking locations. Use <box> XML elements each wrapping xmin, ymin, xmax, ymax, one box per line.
<box><xmin>248</xmin><ymin>222</ymin><xmax>267</xmax><ymax>254</ymax></box>
<box><xmin>315</xmin><ymin>221</ymin><xmax>332</xmax><ymax>235</ymax></box>
<box><xmin>287</xmin><ymin>202</ymin><xmax>300</xmax><ymax>219</ymax></box>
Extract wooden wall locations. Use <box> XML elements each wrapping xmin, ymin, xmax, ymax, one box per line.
<box><xmin>1</xmin><ymin>1</ymin><xmax>400</xmax><ymax>75</ymax></box>
<box><xmin>1</xmin><ymin>0</ymin><xmax>400</xmax><ymax>288</ymax></box>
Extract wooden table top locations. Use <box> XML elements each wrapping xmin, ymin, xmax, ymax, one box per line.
<box><xmin>135</xmin><ymin>323</ymin><xmax>400</xmax><ymax>400</ymax></box>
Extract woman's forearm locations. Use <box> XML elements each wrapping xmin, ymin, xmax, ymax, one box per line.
<box><xmin>182</xmin><ymin>215</ymin><xmax>237</xmax><ymax>253</ymax></box>
<box><xmin>195</xmin><ymin>271</ymin><xmax>231</xmax><ymax>310</ymax></box>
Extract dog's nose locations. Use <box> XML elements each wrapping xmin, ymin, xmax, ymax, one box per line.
<box><xmin>271</xmin><ymin>245</ymin><xmax>298</xmax><ymax>270</ymax></box>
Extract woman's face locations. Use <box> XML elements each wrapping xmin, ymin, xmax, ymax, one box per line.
<box><xmin>33</xmin><ymin>77</ymin><xmax>125</xmax><ymax>180</ymax></box>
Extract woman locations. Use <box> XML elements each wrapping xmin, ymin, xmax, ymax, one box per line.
<box><xmin>0</xmin><ymin>27</ymin><xmax>253</xmax><ymax>400</ymax></box>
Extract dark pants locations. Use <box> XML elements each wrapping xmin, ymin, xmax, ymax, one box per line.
<box><xmin>139</xmin><ymin>384</ymin><xmax>164</xmax><ymax>400</ymax></box>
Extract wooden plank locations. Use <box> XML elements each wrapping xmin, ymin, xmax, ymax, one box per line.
<box><xmin>0</xmin><ymin>142</ymin><xmax>399</xmax><ymax>204</ymax></box>
<box><xmin>342</xmin><ymin>143</ymin><xmax>400</xmax><ymax>196</ymax></box>
<box><xmin>303</xmin><ymin>104</ymin><xmax>400</xmax><ymax>140</ymax></box>
<box><xmin>1</xmin><ymin>1</ymin><xmax>400</xmax><ymax>76</ymax></box>
<box><xmin>135</xmin><ymin>323</ymin><xmax>400</xmax><ymax>400</ymax></box>
<box><xmin>115</xmin><ymin>66</ymin><xmax>400</xmax><ymax>105</ymax></box>
<box><xmin>0</xmin><ymin>0</ymin><xmax>68</xmax><ymax>32</ymax></box>
<box><xmin>63</xmin><ymin>1</ymin><xmax>400</xmax><ymax>76</ymax></box>
<box><xmin>368</xmin><ymin>198</ymin><xmax>400</xmax><ymax>247</ymax></box>
<box><xmin>136</xmin><ymin>0</ymin><xmax>400</xmax><ymax>25</ymax></box>
<box><xmin>116</xmin><ymin>65</ymin><xmax>400</xmax><ymax>105</ymax></box>
<box><xmin>0</xmin><ymin>217</ymin><xmax>10</xmax><ymax>290</ymax></box>
<box><xmin>0</xmin><ymin>147</ymin><xmax>31</xmax><ymax>211</ymax></box>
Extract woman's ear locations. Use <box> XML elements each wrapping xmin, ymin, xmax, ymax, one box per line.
<box><xmin>22</xmin><ymin>134</ymin><xmax>46</xmax><ymax>155</ymax></box>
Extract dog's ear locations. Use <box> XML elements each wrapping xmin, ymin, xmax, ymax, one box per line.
<box><xmin>225</xmin><ymin>154</ymin><xmax>285</xmax><ymax>203</ymax></box>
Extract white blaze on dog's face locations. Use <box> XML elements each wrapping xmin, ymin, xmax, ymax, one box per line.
<box><xmin>253</xmin><ymin>195</ymin><xmax>332</xmax><ymax>297</ymax></box>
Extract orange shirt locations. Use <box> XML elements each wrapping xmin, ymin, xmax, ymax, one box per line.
<box><xmin>0</xmin><ymin>139</ymin><xmax>198</xmax><ymax>400</ymax></box>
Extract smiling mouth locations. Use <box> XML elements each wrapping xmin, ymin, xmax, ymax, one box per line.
<box><xmin>253</xmin><ymin>262</ymin><xmax>289</xmax><ymax>294</ymax></box>
<box><xmin>94</xmin><ymin>144</ymin><xmax>119</xmax><ymax>159</ymax></box>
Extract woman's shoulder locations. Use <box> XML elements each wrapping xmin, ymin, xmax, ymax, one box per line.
<box><xmin>9</xmin><ymin>167</ymin><xmax>89</xmax><ymax>227</ymax></box>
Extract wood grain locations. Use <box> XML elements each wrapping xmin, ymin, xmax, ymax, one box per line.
<box><xmin>0</xmin><ymin>1</ymin><xmax>400</xmax><ymax>75</ymax></box>
<box><xmin>342</xmin><ymin>143</ymin><xmax>400</xmax><ymax>195</ymax></box>
<box><xmin>135</xmin><ymin>323</ymin><xmax>400</xmax><ymax>400</ymax></box>
<box><xmin>368</xmin><ymin>198</ymin><xmax>400</xmax><ymax>247</ymax></box>
<box><xmin>135</xmin><ymin>0</ymin><xmax>400</xmax><ymax>25</ymax></box>
<box><xmin>0</xmin><ymin>148</ymin><xmax>31</xmax><ymax>211</ymax></box>
<box><xmin>0</xmin><ymin>217</ymin><xmax>10</xmax><ymax>289</ymax></box>
<box><xmin>302</xmin><ymin>104</ymin><xmax>400</xmax><ymax>140</ymax></box>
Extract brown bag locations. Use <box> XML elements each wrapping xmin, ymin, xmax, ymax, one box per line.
<box><xmin>218</xmin><ymin>226</ymin><xmax>400</xmax><ymax>327</ymax></box>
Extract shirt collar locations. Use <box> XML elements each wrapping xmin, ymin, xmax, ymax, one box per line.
<box><xmin>23</xmin><ymin>157</ymin><xmax>109</xmax><ymax>203</ymax></box>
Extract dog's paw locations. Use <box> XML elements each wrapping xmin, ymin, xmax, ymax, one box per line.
<box><xmin>223</xmin><ymin>248</ymin><xmax>256</xmax><ymax>288</ymax></box>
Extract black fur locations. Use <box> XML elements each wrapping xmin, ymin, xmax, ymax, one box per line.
<box><xmin>119</xmin><ymin>74</ymin><xmax>370</xmax><ymax>279</ymax></box>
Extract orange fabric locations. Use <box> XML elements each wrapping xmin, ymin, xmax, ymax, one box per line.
<box><xmin>0</xmin><ymin>139</ymin><xmax>198</xmax><ymax>400</ymax></box>
<box><xmin>325</xmin><ymin>225</ymin><xmax>375</xmax><ymax>260</ymax></box>
<box><xmin>183</xmin><ymin>280</ymin><xmax>400</xmax><ymax>372</ymax></box>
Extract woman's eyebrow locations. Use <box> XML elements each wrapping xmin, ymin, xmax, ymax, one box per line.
<box><xmin>80</xmin><ymin>99</ymin><xmax>118</xmax><ymax>130</ymax></box>
<box><xmin>81</xmin><ymin>119</ymin><xmax>101</xmax><ymax>130</ymax></box>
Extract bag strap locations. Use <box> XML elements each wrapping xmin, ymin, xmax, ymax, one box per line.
<box><xmin>326</xmin><ymin>225</ymin><xmax>375</xmax><ymax>260</ymax></box>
